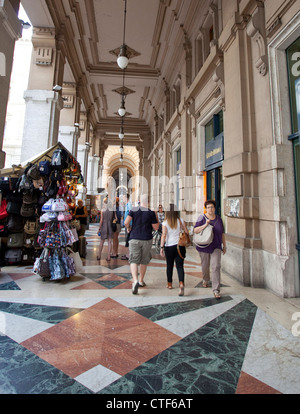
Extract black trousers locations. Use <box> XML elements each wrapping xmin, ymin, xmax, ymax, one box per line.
<box><xmin>165</xmin><ymin>244</ymin><xmax>185</xmax><ymax>283</ymax></box>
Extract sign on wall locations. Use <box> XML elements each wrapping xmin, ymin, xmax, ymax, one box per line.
<box><xmin>205</xmin><ymin>132</ymin><xmax>224</xmax><ymax>168</ymax></box>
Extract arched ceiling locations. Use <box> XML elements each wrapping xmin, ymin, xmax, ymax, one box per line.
<box><xmin>21</xmin><ymin>0</ymin><xmax>201</xmax><ymax>149</ymax></box>
<box><xmin>103</xmin><ymin>145</ymin><xmax>139</xmax><ymax>177</ymax></box>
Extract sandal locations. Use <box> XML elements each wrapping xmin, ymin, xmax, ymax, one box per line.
<box><xmin>166</xmin><ymin>283</ymin><xmax>172</xmax><ymax>289</ymax></box>
<box><xmin>213</xmin><ymin>291</ymin><xmax>221</xmax><ymax>299</ymax></box>
<box><xmin>179</xmin><ymin>283</ymin><xmax>184</xmax><ymax>296</ymax></box>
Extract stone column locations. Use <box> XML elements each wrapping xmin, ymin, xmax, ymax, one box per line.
<box><xmin>20</xmin><ymin>27</ymin><xmax>64</xmax><ymax>162</ymax></box>
<box><xmin>58</xmin><ymin>82</ymin><xmax>78</xmax><ymax>154</ymax></box>
<box><xmin>219</xmin><ymin>9</ymin><xmax>263</xmax><ymax>287</ymax></box>
<box><xmin>0</xmin><ymin>0</ymin><xmax>22</xmax><ymax>167</ymax></box>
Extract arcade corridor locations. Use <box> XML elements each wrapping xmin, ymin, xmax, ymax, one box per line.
<box><xmin>0</xmin><ymin>223</ymin><xmax>299</xmax><ymax>395</ymax></box>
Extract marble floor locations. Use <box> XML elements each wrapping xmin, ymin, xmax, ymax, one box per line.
<box><xmin>0</xmin><ymin>223</ymin><xmax>300</xmax><ymax>395</ymax></box>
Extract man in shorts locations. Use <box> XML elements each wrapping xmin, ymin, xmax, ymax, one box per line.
<box><xmin>124</xmin><ymin>194</ymin><xmax>159</xmax><ymax>294</ymax></box>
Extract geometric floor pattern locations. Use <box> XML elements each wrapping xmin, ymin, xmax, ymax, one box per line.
<box><xmin>0</xmin><ymin>223</ymin><xmax>300</xmax><ymax>395</ymax></box>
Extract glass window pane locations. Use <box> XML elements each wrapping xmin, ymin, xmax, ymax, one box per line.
<box><xmin>287</xmin><ymin>37</ymin><xmax>300</xmax><ymax>133</ymax></box>
<box><xmin>205</xmin><ymin>119</ymin><xmax>214</xmax><ymax>144</ymax></box>
<box><xmin>295</xmin><ymin>140</ymin><xmax>300</xmax><ymax>237</ymax></box>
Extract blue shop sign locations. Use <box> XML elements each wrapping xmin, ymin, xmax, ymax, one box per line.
<box><xmin>205</xmin><ymin>132</ymin><xmax>224</xmax><ymax>168</ymax></box>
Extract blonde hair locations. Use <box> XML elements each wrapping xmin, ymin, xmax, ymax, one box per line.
<box><xmin>165</xmin><ymin>204</ymin><xmax>179</xmax><ymax>229</ymax></box>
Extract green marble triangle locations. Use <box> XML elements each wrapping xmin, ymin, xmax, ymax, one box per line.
<box><xmin>130</xmin><ymin>296</ymin><xmax>232</xmax><ymax>322</ymax></box>
<box><xmin>99</xmin><ymin>299</ymin><xmax>258</xmax><ymax>394</ymax></box>
<box><xmin>0</xmin><ymin>301</ymin><xmax>84</xmax><ymax>324</ymax></box>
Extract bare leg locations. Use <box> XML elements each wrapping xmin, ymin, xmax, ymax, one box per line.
<box><xmin>130</xmin><ymin>263</ymin><xmax>139</xmax><ymax>294</ymax></box>
<box><xmin>130</xmin><ymin>263</ymin><xmax>138</xmax><ymax>283</ymax></box>
<box><xmin>97</xmin><ymin>239</ymin><xmax>104</xmax><ymax>260</ymax></box>
<box><xmin>107</xmin><ymin>238</ymin><xmax>112</xmax><ymax>260</ymax></box>
<box><xmin>139</xmin><ymin>264</ymin><xmax>147</xmax><ymax>285</ymax></box>
<box><xmin>112</xmin><ymin>232</ymin><xmax>119</xmax><ymax>256</ymax></box>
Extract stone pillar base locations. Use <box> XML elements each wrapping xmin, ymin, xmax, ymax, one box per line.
<box><xmin>222</xmin><ymin>242</ymin><xmax>300</xmax><ymax>298</ymax></box>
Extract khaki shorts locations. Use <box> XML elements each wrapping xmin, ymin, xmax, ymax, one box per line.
<box><xmin>129</xmin><ymin>239</ymin><xmax>152</xmax><ymax>265</ymax></box>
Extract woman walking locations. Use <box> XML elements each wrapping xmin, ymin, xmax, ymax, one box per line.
<box><xmin>97</xmin><ymin>197</ymin><xmax>114</xmax><ymax>261</ymax></box>
<box><xmin>194</xmin><ymin>200</ymin><xmax>226</xmax><ymax>299</ymax></box>
<box><xmin>160</xmin><ymin>204</ymin><xmax>189</xmax><ymax>296</ymax></box>
<box><xmin>111</xmin><ymin>197</ymin><xmax>122</xmax><ymax>258</ymax></box>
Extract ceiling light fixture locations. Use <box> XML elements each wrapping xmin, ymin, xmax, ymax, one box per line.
<box><xmin>118</xmin><ymin>96</ymin><xmax>126</xmax><ymax>117</ymax></box>
<box><xmin>119</xmin><ymin>124</ymin><xmax>125</xmax><ymax>139</ymax></box>
<box><xmin>117</xmin><ymin>0</ymin><xmax>129</xmax><ymax>163</ymax></box>
<box><xmin>117</xmin><ymin>0</ymin><xmax>129</xmax><ymax>70</ymax></box>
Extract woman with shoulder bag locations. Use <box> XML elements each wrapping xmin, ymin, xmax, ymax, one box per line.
<box><xmin>194</xmin><ymin>200</ymin><xmax>226</xmax><ymax>299</ymax></box>
<box><xmin>97</xmin><ymin>197</ymin><xmax>113</xmax><ymax>261</ymax></box>
<box><xmin>160</xmin><ymin>204</ymin><xmax>189</xmax><ymax>296</ymax></box>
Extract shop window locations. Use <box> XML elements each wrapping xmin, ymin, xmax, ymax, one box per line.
<box><xmin>287</xmin><ymin>37</ymin><xmax>300</xmax><ymax>259</ymax></box>
<box><xmin>204</xmin><ymin>111</ymin><xmax>224</xmax><ymax>216</ymax></box>
<box><xmin>205</xmin><ymin>111</ymin><xmax>223</xmax><ymax>146</ymax></box>
<box><xmin>175</xmin><ymin>147</ymin><xmax>181</xmax><ymax>172</ymax></box>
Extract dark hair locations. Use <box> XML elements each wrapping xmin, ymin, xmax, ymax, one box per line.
<box><xmin>204</xmin><ymin>199</ymin><xmax>216</xmax><ymax>208</ymax></box>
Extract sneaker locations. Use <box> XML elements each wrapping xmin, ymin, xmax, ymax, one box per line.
<box><xmin>132</xmin><ymin>281</ymin><xmax>139</xmax><ymax>294</ymax></box>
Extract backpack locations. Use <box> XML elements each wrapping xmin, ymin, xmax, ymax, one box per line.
<box><xmin>24</xmin><ymin>219</ymin><xmax>38</xmax><ymax>235</ymax></box>
<box><xmin>7</xmin><ymin>214</ymin><xmax>24</xmax><ymax>233</ymax></box>
<box><xmin>27</xmin><ymin>164</ymin><xmax>41</xmax><ymax>180</ymax></box>
<box><xmin>18</xmin><ymin>174</ymin><xmax>33</xmax><ymax>192</ymax></box>
<box><xmin>0</xmin><ymin>223</ymin><xmax>8</xmax><ymax>237</ymax></box>
<box><xmin>51</xmin><ymin>148</ymin><xmax>69</xmax><ymax>170</ymax></box>
<box><xmin>5</xmin><ymin>248</ymin><xmax>22</xmax><ymax>264</ymax></box>
<box><xmin>39</xmin><ymin>160</ymin><xmax>51</xmax><ymax>175</ymax></box>
<box><xmin>0</xmin><ymin>199</ymin><xmax>8</xmax><ymax>220</ymax></box>
<box><xmin>7</xmin><ymin>232</ymin><xmax>24</xmax><ymax>248</ymax></box>
<box><xmin>20</xmin><ymin>203</ymin><xmax>35</xmax><ymax>217</ymax></box>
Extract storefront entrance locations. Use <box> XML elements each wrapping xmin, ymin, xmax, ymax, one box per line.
<box><xmin>287</xmin><ymin>37</ymin><xmax>300</xmax><ymax>272</ymax></box>
<box><xmin>205</xmin><ymin>111</ymin><xmax>224</xmax><ymax>217</ymax></box>
<box><xmin>206</xmin><ymin>167</ymin><xmax>222</xmax><ymax>217</ymax></box>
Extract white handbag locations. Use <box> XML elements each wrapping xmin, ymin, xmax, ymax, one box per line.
<box><xmin>193</xmin><ymin>215</ymin><xmax>217</xmax><ymax>248</ymax></box>
<box><xmin>67</xmin><ymin>248</ymin><xmax>83</xmax><ymax>272</ymax></box>
<box><xmin>51</xmin><ymin>198</ymin><xmax>68</xmax><ymax>212</ymax></box>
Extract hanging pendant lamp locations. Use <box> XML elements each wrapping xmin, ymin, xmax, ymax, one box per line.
<box><xmin>117</xmin><ymin>0</ymin><xmax>129</xmax><ymax>69</ymax></box>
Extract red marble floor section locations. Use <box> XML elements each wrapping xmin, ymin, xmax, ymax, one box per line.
<box><xmin>236</xmin><ymin>372</ymin><xmax>282</xmax><ymax>394</ymax></box>
<box><xmin>71</xmin><ymin>281</ymin><xmax>106</xmax><ymax>290</ymax></box>
<box><xmin>7</xmin><ymin>273</ymin><xmax>33</xmax><ymax>280</ymax></box>
<box><xmin>21</xmin><ymin>298</ymin><xmax>181</xmax><ymax>378</ymax></box>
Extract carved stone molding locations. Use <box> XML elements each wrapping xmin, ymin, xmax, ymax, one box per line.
<box><xmin>212</xmin><ymin>58</ymin><xmax>225</xmax><ymax>110</ymax></box>
<box><xmin>246</xmin><ymin>4</ymin><xmax>268</xmax><ymax>76</ymax></box>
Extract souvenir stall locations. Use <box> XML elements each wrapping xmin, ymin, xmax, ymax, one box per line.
<box><xmin>0</xmin><ymin>142</ymin><xmax>83</xmax><ymax>281</ymax></box>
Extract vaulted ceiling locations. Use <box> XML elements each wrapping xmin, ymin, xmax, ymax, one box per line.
<box><xmin>21</xmin><ymin>0</ymin><xmax>204</xmax><ymax>147</ymax></box>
